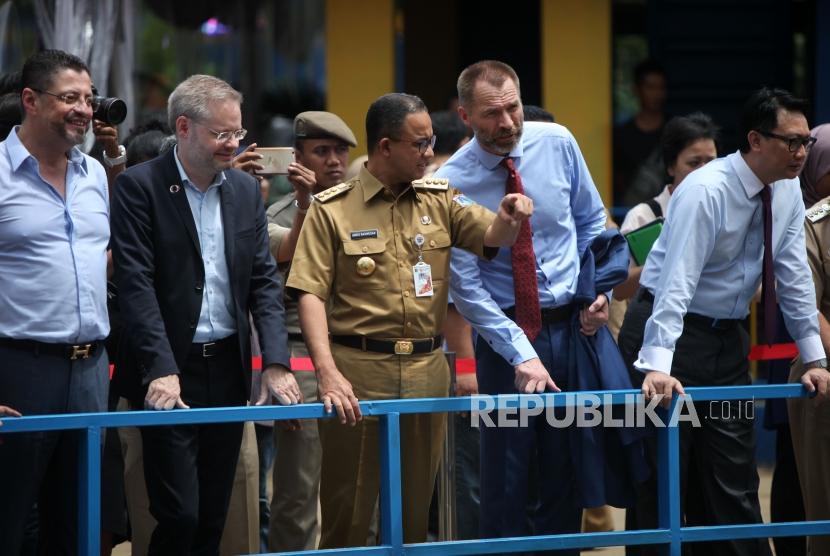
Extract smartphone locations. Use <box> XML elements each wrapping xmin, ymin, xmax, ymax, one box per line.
<box><xmin>255</xmin><ymin>147</ymin><xmax>295</xmax><ymax>175</ymax></box>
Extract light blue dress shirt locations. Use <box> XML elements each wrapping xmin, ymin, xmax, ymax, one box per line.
<box><xmin>636</xmin><ymin>151</ymin><xmax>822</xmax><ymax>374</ymax></box>
<box><xmin>438</xmin><ymin>122</ymin><xmax>606</xmax><ymax>365</ymax></box>
<box><xmin>173</xmin><ymin>147</ymin><xmax>237</xmax><ymax>343</ymax></box>
<box><xmin>0</xmin><ymin>127</ymin><xmax>110</xmax><ymax>342</ymax></box>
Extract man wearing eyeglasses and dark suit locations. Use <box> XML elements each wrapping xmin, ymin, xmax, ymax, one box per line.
<box><xmin>618</xmin><ymin>87</ymin><xmax>830</xmax><ymax>556</ymax></box>
<box><xmin>287</xmin><ymin>92</ymin><xmax>534</xmax><ymax>548</ymax></box>
<box><xmin>111</xmin><ymin>74</ymin><xmax>299</xmax><ymax>555</ymax></box>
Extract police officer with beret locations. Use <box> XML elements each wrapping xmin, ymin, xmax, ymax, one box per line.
<box><xmin>266</xmin><ymin>110</ymin><xmax>358</xmax><ymax>552</ymax></box>
<box><xmin>286</xmin><ymin>93</ymin><xmax>534</xmax><ymax>548</ymax></box>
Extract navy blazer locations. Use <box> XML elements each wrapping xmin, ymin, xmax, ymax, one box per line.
<box><xmin>110</xmin><ymin>149</ymin><xmax>289</xmax><ymax>406</ymax></box>
<box><xmin>568</xmin><ymin>229</ymin><xmax>649</xmax><ymax>507</ymax></box>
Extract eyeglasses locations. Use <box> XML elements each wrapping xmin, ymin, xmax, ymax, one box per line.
<box><xmin>391</xmin><ymin>135</ymin><xmax>437</xmax><ymax>154</ymax></box>
<box><xmin>199</xmin><ymin>123</ymin><xmax>248</xmax><ymax>143</ymax></box>
<box><xmin>32</xmin><ymin>88</ymin><xmax>98</xmax><ymax>110</ymax></box>
<box><xmin>759</xmin><ymin>131</ymin><xmax>817</xmax><ymax>153</ymax></box>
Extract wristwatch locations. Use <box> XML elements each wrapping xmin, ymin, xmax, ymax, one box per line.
<box><xmin>805</xmin><ymin>358</ymin><xmax>828</xmax><ymax>369</ymax></box>
<box><xmin>102</xmin><ymin>145</ymin><xmax>127</xmax><ymax>168</ymax></box>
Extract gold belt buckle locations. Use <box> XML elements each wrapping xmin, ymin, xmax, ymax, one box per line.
<box><xmin>394</xmin><ymin>340</ymin><xmax>414</xmax><ymax>355</ymax></box>
<box><xmin>70</xmin><ymin>343</ymin><xmax>93</xmax><ymax>360</ymax></box>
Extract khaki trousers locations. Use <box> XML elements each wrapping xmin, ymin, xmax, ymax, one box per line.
<box><xmin>319</xmin><ymin>344</ymin><xmax>449</xmax><ymax>548</ymax></box>
<box><xmin>788</xmin><ymin>358</ymin><xmax>830</xmax><ymax>555</ymax></box>
<box><xmin>268</xmin><ymin>341</ymin><xmax>322</xmax><ymax>551</ymax></box>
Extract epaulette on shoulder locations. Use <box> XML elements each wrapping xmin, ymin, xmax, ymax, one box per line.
<box><xmin>806</xmin><ymin>200</ymin><xmax>830</xmax><ymax>223</ymax></box>
<box><xmin>412</xmin><ymin>177</ymin><xmax>449</xmax><ymax>191</ymax></box>
<box><xmin>313</xmin><ymin>181</ymin><xmax>354</xmax><ymax>203</ymax></box>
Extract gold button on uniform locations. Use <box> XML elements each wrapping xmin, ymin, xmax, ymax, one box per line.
<box><xmin>429</xmin><ymin>240</ymin><xmax>436</xmax><ymax>248</ymax></box>
<box><xmin>356</xmin><ymin>256</ymin><xmax>376</xmax><ymax>276</ymax></box>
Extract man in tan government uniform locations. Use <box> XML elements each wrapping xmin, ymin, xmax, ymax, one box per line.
<box><xmin>286</xmin><ymin>92</ymin><xmax>533</xmax><ymax>547</ymax></box>
<box><xmin>789</xmin><ymin>197</ymin><xmax>830</xmax><ymax>555</ymax></box>
<box><xmin>265</xmin><ymin>111</ymin><xmax>357</xmax><ymax>551</ymax></box>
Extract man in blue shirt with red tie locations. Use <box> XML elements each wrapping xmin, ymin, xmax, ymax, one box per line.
<box><xmin>436</xmin><ymin>60</ymin><xmax>608</xmax><ymax>549</ymax></box>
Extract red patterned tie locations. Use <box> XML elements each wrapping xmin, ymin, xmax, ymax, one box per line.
<box><xmin>501</xmin><ymin>158</ymin><xmax>542</xmax><ymax>340</ymax></box>
<box><xmin>760</xmin><ymin>185</ymin><xmax>777</xmax><ymax>344</ymax></box>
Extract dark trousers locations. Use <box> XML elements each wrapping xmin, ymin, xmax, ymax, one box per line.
<box><xmin>0</xmin><ymin>343</ymin><xmax>109</xmax><ymax>555</ymax></box>
<box><xmin>618</xmin><ymin>293</ymin><xmax>771</xmax><ymax>556</ymax></box>
<box><xmin>476</xmin><ymin>320</ymin><xmax>581</xmax><ymax>556</ymax></box>
<box><xmin>141</xmin><ymin>342</ymin><xmax>246</xmax><ymax>556</ymax></box>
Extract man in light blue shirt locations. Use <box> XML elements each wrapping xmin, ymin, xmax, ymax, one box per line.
<box><xmin>0</xmin><ymin>50</ymin><xmax>111</xmax><ymax>554</ymax></box>
<box><xmin>437</xmin><ymin>60</ymin><xmax>608</xmax><ymax>547</ymax></box>
<box><xmin>618</xmin><ymin>88</ymin><xmax>830</xmax><ymax>556</ymax></box>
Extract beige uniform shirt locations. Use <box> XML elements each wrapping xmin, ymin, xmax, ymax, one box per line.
<box><xmin>266</xmin><ymin>195</ymin><xmax>300</xmax><ymax>334</ymax></box>
<box><xmin>805</xmin><ymin>196</ymin><xmax>830</xmax><ymax>317</ymax></box>
<box><xmin>287</xmin><ymin>165</ymin><xmax>496</xmax><ymax>340</ymax></box>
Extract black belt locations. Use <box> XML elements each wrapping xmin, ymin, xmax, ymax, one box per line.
<box><xmin>331</xmin><ymin>335</ymin><xmax>443</xmax><ymax>355</ymax></box>
<box><xmin>190</xmin><ymin>334</ymin><xmax>238</xmax><ymax>358</ymax></box>
<box><xmin>636</xmin><ymin>288</ymin><xmax>742</xmax><ymax>330</ymax></box>
<box><xmin>0</xmin><ymin>337</ymin><xmax>100</xmax><ymax>360</ymax></box>
<box><xmin>505</xmin><ymin>304</ymin><xmax>573</xmax><ymax>324</ymax></box>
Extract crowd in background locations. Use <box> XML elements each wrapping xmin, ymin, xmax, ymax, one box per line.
<box><xmin>1</xmin><ymin>50</ymin><xmax>830</xmax><ymax>556</ymax></box>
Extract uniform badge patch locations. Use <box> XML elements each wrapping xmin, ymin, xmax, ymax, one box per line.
<box><xmin>453</xmin><ymin>194</ymin><xmax>474</xmax><ymax>207</ymax></box>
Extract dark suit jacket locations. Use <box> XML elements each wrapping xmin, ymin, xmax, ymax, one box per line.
<box><xmin>110</xmin><ymin>149</ymin><xmax>289</xmax><ymax>406</ymax></box>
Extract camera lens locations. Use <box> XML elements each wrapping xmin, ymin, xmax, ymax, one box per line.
<box><xmin>94</xmin><ymin>97</ymin><xmax>127</xmax><ymax>126</ymax></box>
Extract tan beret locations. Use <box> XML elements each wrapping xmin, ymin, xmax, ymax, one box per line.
<box><xmin>294</xmin><ymin>111</ymin><xmax>357</xmax><ymax>147</ymax></box>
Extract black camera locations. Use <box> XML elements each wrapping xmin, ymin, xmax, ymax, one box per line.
<box><xmin>91</xmin><ymin>87</ymin><xmax>127</xmax><ymax>126</ymax></box>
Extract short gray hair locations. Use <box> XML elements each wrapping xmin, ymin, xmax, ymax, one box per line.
<box><xmin>167</xmin><ymin>75</ymin><xmax>243</xmax><ymax>134</ymax></box>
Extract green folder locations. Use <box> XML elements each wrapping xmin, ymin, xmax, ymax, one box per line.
<box><xmin>624</xmin><ymin>218</ymin><xmax>663</xmax><ymax>266</ymax></box>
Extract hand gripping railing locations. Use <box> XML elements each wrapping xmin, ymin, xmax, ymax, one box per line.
<box><xmin>2</xmin><ymin>384</ymin><xmax>830</xmax><ymax>555</ymax></box>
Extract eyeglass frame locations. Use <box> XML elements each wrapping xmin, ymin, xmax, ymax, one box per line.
<box><xmin>200</xmin><ymin>125</ymin><xmax>248</xmax><ymax>143</ymax></box>
<box><xmin>758</xmin><ymin>130</ymin><xmax>817</xmax><ymax>153</ymax></box>
<box><xmin>31</xmin><ymin>88</ymin><xmax>99</xmax><ymax>110</ymax></box>
<box><xmin>390</xmin><ymin>134</ymin><xmax>437</xmax><ymax>154</ymax></box>
<box><xmin>191</xmin><ymin>119</ymin><xmax>247</xmax><ymax>142</ymax></box>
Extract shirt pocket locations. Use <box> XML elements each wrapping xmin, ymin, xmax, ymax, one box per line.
<box><xmin>341</xmin><ymin>238</ymin><xmax>388</xmax><ymax>290</ymax></box>
<box><xmin>419</xmin><ymin>230</ymin><xmax>451</xmax><ymax>282</ymax></box>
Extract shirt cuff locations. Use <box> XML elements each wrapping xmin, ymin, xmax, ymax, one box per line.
<box><xmin>795</xmin><ymin>334</ymin><xmax>824</xmax><ymax>365</ymax></box>
<box><xmin>491</xmin><ymin>333</ymin><xmax>537</xmax><ymax>366</ymax></box>
<box><xmin>633</xmin><ymin>346</ymin><xmax>674</xmax><ymax>375</ymax></box>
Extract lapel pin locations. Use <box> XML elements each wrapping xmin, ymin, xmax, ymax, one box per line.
<box><xmin>169</xmin><ymin>184</ymin><xmax>181</xmax><ymax>194</ymax></box>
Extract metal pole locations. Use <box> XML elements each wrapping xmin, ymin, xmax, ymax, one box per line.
<box><xmin>79</xmin><ymin>426</ymin><xmax>101</xmax><ymax>556</ymax></box>
<box><xmin>438</xmin><ymin>351</ymin><xmax>458</xmax><ymax>541</ymax></box>
<box><xmin>379</xmin><ymin>412</ymin><xmax>404</xmax><ymax>550</ymax></box>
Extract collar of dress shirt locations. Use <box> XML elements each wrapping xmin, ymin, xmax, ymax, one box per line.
<box><xmin>358</xmin><ymin>164</ymin><xmax>417</xmax><ymax>203</ymax></box>
<box><xmin>173</xmin><ymin>145</ymin><xmax>225</xmax><ymax>191</ymax></box>
<box><xmin>6</xmin><ymin>125</ymin><xmax>89</xmax><ymax>176</ymax></box>
<box><xmin>470</xmin><ymin>133</ymin><xmax>524</xmax><ymax>170</ymax></box>
<box><xmin>729</xmin><ymin>150</ymin><xmax>765</xmax><ymax>199</ymax></box>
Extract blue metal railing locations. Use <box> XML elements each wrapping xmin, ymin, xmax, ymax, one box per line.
<box><xmin>2</xmin><ymin>384</ymin><xmax>830</xmax><ymax>555</ymax></box>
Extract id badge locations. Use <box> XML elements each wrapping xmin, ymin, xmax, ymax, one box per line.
<box><xmin>413</xmin><ymin>261</ymin><xmax>434</xmax><ymax>297</ymax></box>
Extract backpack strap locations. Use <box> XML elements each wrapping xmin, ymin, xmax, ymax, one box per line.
<box><xmin>646</xmin><ymin>198</ymin><xmax>663</xmax><ymax>219</ymax></box>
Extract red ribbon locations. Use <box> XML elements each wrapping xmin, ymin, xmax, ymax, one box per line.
<box><xmin>110</xmin><ymin>343</ymin><xmax>797</xmax><ymax>381</ymax></box>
